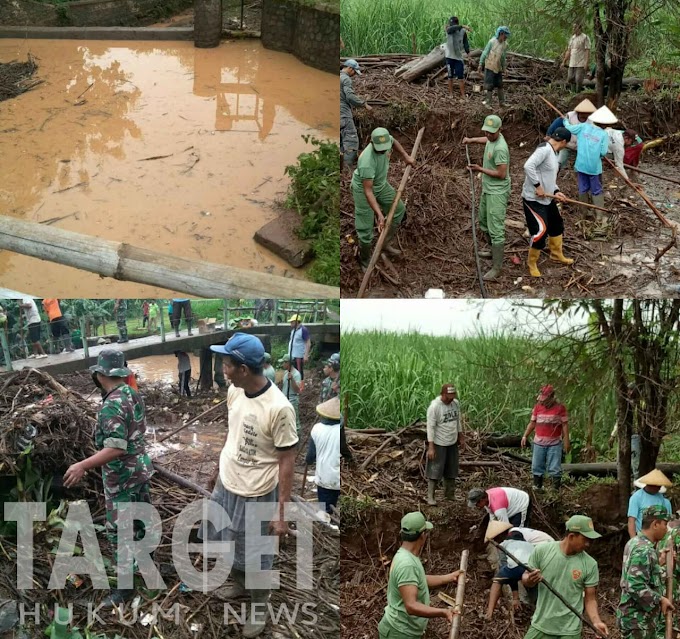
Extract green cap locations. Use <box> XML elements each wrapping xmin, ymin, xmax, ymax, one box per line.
<box><xmin>401</xmin><ymin>511</ymin><xmax>433</xmax><ymax>534</ymax></box>
<box><xmin>278</xmin><ymin>354</ymin><xmax>293</xmax><ymax>364</ymax></box>
<box><xmin>481</xmin><ymin>115</ymin><xmax>502</xmax><ymax>133</ymax></box>
<box><xmin>89</xmin><ymin>349</ymin><xmax>132</xmax><ymax>378</ymax></box>
<box><xmin>263</xmin><ymin>352</ymin><xmax>272</xmax><ymax>363</ymax></box>
<box><xmin>371</xmin><ymin>127</ymin><xmax>393</xmax><ymax>152</ymax></box>
<box><xmin>642</xmin><ymin>505</ymin><xmax>671</xmax><ymax>521</ymax></box>
<box><xmin>565</xmin><ymin>515</ymin><xmax>601</xmax><ymax>539</ymax></box>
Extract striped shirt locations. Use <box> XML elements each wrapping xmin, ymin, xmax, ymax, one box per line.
<box><xmin>531</xmin><ymin>403</ymin><xmax>568</xmax><ymax>446</ymax></box>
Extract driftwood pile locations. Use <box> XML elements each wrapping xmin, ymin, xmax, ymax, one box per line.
<box><xmin>0</xmin><ymin>55</ymin><xmax>42</xmax><ymax>103</ymax></box>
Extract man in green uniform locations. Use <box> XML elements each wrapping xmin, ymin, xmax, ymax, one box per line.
<box><xmin>63</xmin><ymin>349</ymin><xmax>153</xmax><ymax>607</ymax></box>
<box><xmin>319</xmin><ymin>352</ymin><xmax>340</xmax><ymax>402</ymax></box>
<box><xmin>263</xmin><ymin>352</ymin><xmax>276</xmax><ymax>384</ymax></box>
<box><xmin>113</xmin><ymin>299</ymin><xmax>128</xmax><ymax>344</ymax></box>
<box><xmin>463</xmin><ymin>114</ymin><xmax>511</xmax><ymax>280</ymax></box>
<box><xmin>378</xmin><ymin>512</ymin><xmax>459</xmax><ymax>639</ymax></box>
<box><xmin>657</xmin><ymin>516</ymin><xmax>680</xmax><ymax>639</ymax></box>
<box><xmin>279</xmin><ymin>354</ymin><xmax>302</xmax><ymax>435</ymax></box>
<box><xmin>618</xmin><ymin>505</ymin><xmax>674</xmax><ymax>639</ymax></box>
<box><xmin>522</xmin><ymin>515</ymin><xmax>608</xmax><ymax>639</ymax></box>
<box><xmin>351</xmin><ymin>127</ymin><xmax>416</xmax><ymax>271</ymax></box>
<box><xmin>341</xmin><ymin>59</ymin><xmax>372</xmax><ymax>169</ymax></box>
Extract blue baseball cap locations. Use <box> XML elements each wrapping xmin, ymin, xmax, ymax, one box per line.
<box><xmin>210</xmin><ymin>332</ymin><xmax>264</xmax><ymax>367</ymax></box>
<box><xmin>345</xmin><ymin>59</ymin><xmax>361</xmax><ymax>75</ymax></box>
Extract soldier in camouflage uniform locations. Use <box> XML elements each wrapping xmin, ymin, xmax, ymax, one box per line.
<box><xmin>657</xmin><ymin>516</ymin><xmax>680</xmax><ymax>639</ymax></box>
<box><xmin>113</xmin><ymin>299</ymin><xmax>128</xmax><ymax>344</ymax></box>
<box><xmin>64</xmin><ymin>349</ymin><xmax>153</xmax><ymax>608</ymax></box>
<box><xmin>617</xmin><ymin>505</ymin><xmax>675</xmax><ymax>639</ymax></box>
<box><xmin>319</xmin><ymin>352</ymin><xmax>340</xmax><ymax>402</ymax></box>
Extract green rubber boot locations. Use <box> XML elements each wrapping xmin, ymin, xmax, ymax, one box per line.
<box><xmin>359</xmin><ymin>242</ymin><xmax>372</xmax><ymax>272</ymax></box>
<box><xmin>483</xmin><ymin>243</ymin><xmax>504</xmax><ymax>280</ymax></box>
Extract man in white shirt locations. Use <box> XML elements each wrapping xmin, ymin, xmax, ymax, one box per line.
<box><xmin>426</xmin><ymin>384</ymin><xmax>465</xmax><ymax>505</ymax></box>
<box><xmin>563</xmin><ymin>23</ymin><xmax>591</xmax><ymax>92</ymax></box>
<box><xmin>306</xmin><ymin>397</ymin><xmax>341</xmax><ymax>514</ymax></box>
<box><xmin>203</xmin><ymin>333</ymin><xmax>298</xmax><ymax>638</ymax></box>
<box><xmin>19</xmin><ymin>298</ymin><xmax>48</xmax><ymax>358</ymax></box>
<box><xmin>468</xmin><ymin>486</ymin><xmax>532</xmax><ymax>527</ymax></box>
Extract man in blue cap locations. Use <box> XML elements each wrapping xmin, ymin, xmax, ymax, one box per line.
<box><xmin>378</xmin><ymin>511</ymin><xmax>460</xmax><ymax>639</ymax></box>
<box><xmin>480</xmin><ymin>26</ymin><xmax>510</xmax><ymax>108</ymax></box>
<box><xmin>341</xmin><ymin>58</ymin><xmax>372</xmax><ymax>170</ymax></box>
<box><xmin>203</xmin><ymin>333</ymin><xmax>298</xmax><ymax>638</ymax></box>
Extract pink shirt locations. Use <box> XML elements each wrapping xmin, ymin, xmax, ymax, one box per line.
<box><xmin>486</xmin><ymin>487</ymin><xmax>531</xmax><ymax>524</ymax></box>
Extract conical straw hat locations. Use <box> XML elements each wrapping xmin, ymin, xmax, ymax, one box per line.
<box><xmin>589</xmin><ymin>105</ymin><xmax>618</xmax><ymax>125</ymax></box>
<box><xmin>574</xmin><ymin>99</ymin><xmax>597</xmax><ymax>113</ymax></box>
<box><xmin>316</xmin><ymin>396</ymin><xmax>341</xmax><ymax>420</ymax></box>
<box><xmin>636</xmin><ymin>468</ymin><xmax>673</xmax><ymax>487</ymax></box>
<box><xmin>485</xmin><ymin>520</ymin><xmax>512</xmax><ymax>542</ymax></box>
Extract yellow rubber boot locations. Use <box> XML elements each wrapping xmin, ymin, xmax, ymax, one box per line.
<box><xmin>548</xmin><ymin>235</ymin><xmax>574</xmax><ymax>265</ymax></box>
<box><xmin>528</xmin><ymin>248</ymin><xmax>542</xmax><ymax>277</ymax></box>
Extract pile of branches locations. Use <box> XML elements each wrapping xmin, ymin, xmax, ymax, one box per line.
<box><xmin>0</xmin><ymin>55</ymin><xmax>42</xmax><ymax>103</ymax></box>
<box><xmin>0</xmin><ymin>368</ymin><xmax>97</xmax><ymax>477</ymax></box>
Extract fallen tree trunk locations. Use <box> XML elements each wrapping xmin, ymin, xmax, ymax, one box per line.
<box><xmin>0</xmin><ymin>216</ymin><xmax>338</xmax><ymax>299</ymax></box>
<box><xmin>563</xmin><ymin>462</ymin><xmax>680</xmax><ymax>476</ymax></box>
<box><xmin>482</xmin><ymin>434</ymin><xmax>523</xmax><ymax>447</ymax></box>
<box><xmin>396</xmin><ymin>45</ymin><xmax>445</xmax><ymax>82</ymax></box>
<box><xmin>152</xmin><ymin>463</ymin><xmax>212</xmax><ymax>497</ymax></box>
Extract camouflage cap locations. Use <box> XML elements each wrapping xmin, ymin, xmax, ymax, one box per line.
<box><xmin>642</xmin><ymin>505</ymin><xmax>671</xmax><ymax>521</ymax></box>
<box><xmin>89</xmin><ymin>349</ymin><xmax>132</xmax><ymax>378</ymax></box>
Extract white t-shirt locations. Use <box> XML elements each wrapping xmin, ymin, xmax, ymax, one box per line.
<box><xmin>219</xmin><ymin>382</ymin><xmax>299</xmax><ymax>497</ymax></box>
<box><xmin>311</xmin><ymin>421</ymin><xmax>340</xmax><ymax>490</ymax></box>
<box><xmin>486</xmin><ymin>487</ymin><xmax>530</xmax><ymax>523</ymax></box>
<box><xmin>426</xmin><ymin>397</ymin><xmax>461</xmax><ymax>446</ymax></box>
<box><xmin>501</xmin><ymin>539</ymin><xmax>535</xmax><ymax>569</ymax></box>
<box><xmin>510</xmin><ymin>527</ymin><xmax>555</xmax><ymax>545</ymax></box>
<box><xmin>22</xmin><ymin>298</ymin><xmax>41</xmax><ymax>325</ymax></box>
<box><xmin>568</xmin><ymin>33</ymin><xmax>591</xmax><ymax>68</ymax></box>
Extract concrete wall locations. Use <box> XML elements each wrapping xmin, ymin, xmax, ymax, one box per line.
<box><xmin>261</xmin><ymin>0</ymin><xmax>339</xmax><ymax>74</ymax></box>
<box><xmin>0</xmin><ymin>0</ymin><xmax>192</xmax><ymax>27</ymax></box>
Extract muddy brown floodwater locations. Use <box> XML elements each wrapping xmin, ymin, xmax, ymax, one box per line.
<box><xmin>0</xmin><ymin>39</ymin><xmax>338</xmax><ymax>297</ymax></box>
<box><xmin>131</xmin><ymin>352</ymin><xmax>202</xmax><ymax>385</ymax></box>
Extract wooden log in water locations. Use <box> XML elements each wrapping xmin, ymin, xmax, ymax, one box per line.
<box><xmin>0</xmin><ymin>216</ymin><xmax>338</xmax><ymax>299</ymax></box>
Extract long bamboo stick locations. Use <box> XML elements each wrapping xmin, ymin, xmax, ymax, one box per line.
<box><xmin>489</xmin><ymin>540</ymin><xmax>607</xmax><ymax>639</ymax></box>
<box><xmin>156</xmin><ymin>398</ymin><xmax>228</xmax><ymax>444</ymax></box>
<box><xmin>448</xmin><ymin>550</ymin><xmax>469</xmax><ymax>639</ymax></box>
<box><xmin>624</xmin><ymin>164</ymin><xmax>680</xmax><ymax>187</ymax></box>
<box><xmin>0</xmin><ymin>216</ymin><xmax>339</xmax><ymax>299</ymax></box>
<box><xmin>546</xmin><ymin>194</ymin><xmax>610</xmax><ymax>213</ymax></box>
<box><xmin>357</xmin><ymin>127</ymin><xmax>426</xmax><ymax>298</ymax></box>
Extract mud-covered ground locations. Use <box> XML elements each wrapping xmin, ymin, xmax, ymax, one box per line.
<box><xmin>341</xmin><ymin>69</ymin><xmax>680</xmax><ymax>298</ymax></box>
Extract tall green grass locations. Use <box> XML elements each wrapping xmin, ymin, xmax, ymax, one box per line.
<box><xmin>341</xmin><ymin>329</ymin><xmax>616</xmax><ymax>448</ymax></box>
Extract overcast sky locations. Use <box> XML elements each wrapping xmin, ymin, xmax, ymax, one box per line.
<box><xmin>340</xmin><ymin>299</ymin><xmax>588</xmax><ymax>337</ymax></box>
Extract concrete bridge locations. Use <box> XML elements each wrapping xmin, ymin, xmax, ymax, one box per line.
<box><xmin>2</xmin><ymin>322</ymin><xmax>339</xmax><ymax>376</ymax></box>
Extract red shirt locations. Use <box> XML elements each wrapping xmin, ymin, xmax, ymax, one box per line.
<box><xmin>624</xmin><ymin>142</ymin><xmax>643</xmax><ymax>167</ymax></box>
<box><xmin>531</xmin><ymin>402</ymin><xmax>568</xmax><ymax>446</ymax></box>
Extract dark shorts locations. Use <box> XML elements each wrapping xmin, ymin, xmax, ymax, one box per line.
<box><xmin>317</xmin><ymin>486</ymin><xmax>340</xmax><ymax>514</ymax></box>
<box><xmin>484</xmin><ymin>69</ymin><xmax>503</xmax><ymax>90</ymax></box>
<box><xmin>426</xmin><ymin>443</ymin><xmax>459</xmax><ymax>481</ymax></box>
<box><xmin>49</xmin><ymin>317</ymin><xmax>69</xmax><ymax>338</ymax></box>
<box><xmin>446</xmin><ymin>58</ymin><xmax>464</xmax><ymax>80</ymax></box>
<box><xmin>523</xmin><ymin>198</ymin><xmax>564</xmax><ymax>251</ymax></box>
<box><xmin>28</xmin><ymin>322</ymin><xmax>41</xmax><ymax>343</ymax></box>
<box><xmin>494</xmin><ymin>564</ymin><xmax>526</xmax><ymax>591</ymax></box>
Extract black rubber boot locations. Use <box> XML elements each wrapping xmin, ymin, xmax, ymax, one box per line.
<box><xmin>426</xmin><ymin>480</ymin><xmax>437</xmax><ymax>506</ymax></box>
<box><xmin>187</xmin><ymin>318</ymin><xmax>193</xmax><ymax>336</ymax></box>
<box><xmin>532</xmin><ymin>475</ymin><xmax>544</xmax><ymax>490</ymax></box>
<box><xmin>243</xmin><ymin>587</ymin><xmax>271</xmax><ymax>638</ymax></box>
<box><xmin>551</xmin><ymin>475</ymin><xmax>562</xmax><ymax>490</ymax></box>
<box><xmin>444</xmin><ymin>479</ymin><xmax>456</xmax><ymax>501</ymax></box>
<box><xmin>359</xmin><ymin>242</ymin><xmax>372</xmax><ymax>272</ymax></box>
<box><xmin>483</xmin><ymin>243</ymin><xmax>504</xmax><ymax>281</ymax></box>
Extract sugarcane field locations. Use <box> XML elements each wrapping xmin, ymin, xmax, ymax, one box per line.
<box><xmin>339</xmin><ymin>1</ymin><xmax>680</xmax><ymax>298</ymax></box>
<box><xmin>340</xmin><ymin>298</ymin><xmax>680</xmax><ymax>639</ymax></box>
<box><xmin>0</xmin><ymin>298</ymin><xmax>341</xmax><ymax>639</ymax></box>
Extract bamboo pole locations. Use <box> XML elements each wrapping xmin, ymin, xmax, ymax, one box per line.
<box><xmin>0</xmin><ymin>216</ymin><xmax>339</xmax><ymax>299</ymax></box>
<box><xmin>666</xmin><ymin>546</ymin><xmax>674</xmax><ymax>639</ymax></box>
<box><xmin>448</xmin><ymin>550</ymin><xmax>468</xmax><ymax>639</ymax></box>
<box><xmin>357</xmin><ymin>127</ymin><xmax>426</xmax><ymax>298</ymax></box>
<box><xmin>546</xmin><ymin>194</ymin><xmax>610</xmax><ymax>213</ymax></box>
<box><xmin>152</xmin><ymin>463</ymin><xmax>212</xmax><ymax>498</ymax></box>
<box><xmin>624</xmin><ymin>164</ymin><xmax>680</xmax><ymax>187</ymax></box>
<box><xmin>358</xmin><ymin>424</ymin><xmax>413</xmax><ymax>471</ymax></box>
<box><xmin>489</xmin><ymin>540</ymin><xmax>607</xmax><ymax>639</ymax></box>
<box><xmin>156</xmin><ymin>399</ymin><xmax>228</xmax><ymax>444</ymax></box>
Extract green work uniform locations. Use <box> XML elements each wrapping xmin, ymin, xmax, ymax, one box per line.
<box><xmin>351</xmin><ymin>140</ymin><xmax>406</xmax><ymax>245</ymax></box>
<box><xmin>524</xmin><ymin>541</ymin><xmax>599</xmax><ymax>639</ymax></box>
<box><xmin>95</xmin><ymin>383</ymin><xmax>153</xmax><ymax>566</ymax></box>
<box><xmin>479</xmin><ymin>133</ymin><xmax>511</xmax><ymax>245</ymax></box>
<box><xmin>378</xmin><ymin>547</ymin><xmax>429</xmax><ymax>639</ymax></box>
<box><xmin>319</xmin><ymin>373</ymin><xmax>340</xmax><ymax>402</ymax></box>
<box><xmin>281</xmin><ymin>367</ymin><xmax>302</xmax><ymax>435</ymax></box>
<box><xmin>617</xmin><ymin>534</ymin><xmax>664</xmax><ymax>639</ymax></box>
<box><xmin>657</xmin><ymin>527</ymin><xmax>680</xmax><ymax>639</ymax></box>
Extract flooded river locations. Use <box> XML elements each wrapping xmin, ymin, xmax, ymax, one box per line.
<box><xmin>131</xmin><ymin>352</ymin><xmax>202</xmax><ymax>385</ymax></box>
<box><xmin>0</xmin><ymin>39</ymin><xmax>338</xmax><ymax>297</ymax></box>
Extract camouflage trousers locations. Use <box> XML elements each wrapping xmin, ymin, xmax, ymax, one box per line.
<box><xmin>341</xmin><ymin>115</ymin><xmax>359</xmax><ymax>166</ymax></box>
<box><xmin>116</xmin><ymin>315</ymin><xmax>128</xmax><ymax>342</ymax></box>
<box><xmin>619</xmin><ymin>615</ymin><xmax>662</xmax><ymax>639</ymax></box>
<box><xmin>105</xmin><ymin>482</ymin><xmax>152</xmax><ymax>567</ymax></box>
